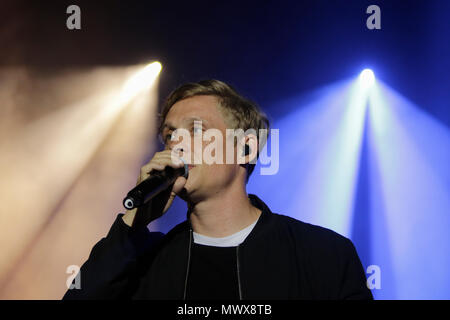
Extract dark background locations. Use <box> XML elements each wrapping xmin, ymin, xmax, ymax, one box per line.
<box><xmin>1</xmin><ymin>0</ymin><xmax>449</xmax><ymax>126</ymax></box>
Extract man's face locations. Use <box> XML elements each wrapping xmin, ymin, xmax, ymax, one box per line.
<box><xmin>161</xmin><ymin>95</ymin><xmax>241</xmax><ymax>202</ymax></box>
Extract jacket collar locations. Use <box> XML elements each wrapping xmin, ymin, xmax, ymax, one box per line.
<box><xmin>183</xmin><ymin>194</ymin><xmax>274</xmax><ymax>244</ymax></box>
<box><xmin>241</xmin><ymin>194</ymin><xmax>274</xmax><ymax>246</ymax></box>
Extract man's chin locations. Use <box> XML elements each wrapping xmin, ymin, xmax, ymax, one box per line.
<box><xmin>177</xmin><ymin>186</ymin><xmax>203</xmax><ymax>204</ymax></box>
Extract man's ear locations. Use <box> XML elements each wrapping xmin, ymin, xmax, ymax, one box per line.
<box><xmin>238</xmin><ymin>134</ymin><xmax>258</xmax><ymax>165</ymax></box>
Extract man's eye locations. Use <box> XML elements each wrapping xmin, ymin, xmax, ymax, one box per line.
<box><xmin>164</xmin><ymin>133</ymin><xmax>172</xmax><ymax>143</ymax></box>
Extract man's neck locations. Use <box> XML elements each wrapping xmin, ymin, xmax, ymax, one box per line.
<box><xmin>188</xmin><ymin>185</ymin><xmax>262</xmax><ymax>238</ymax></box>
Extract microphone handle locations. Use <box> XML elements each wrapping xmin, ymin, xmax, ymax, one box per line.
<box><xmin>123</xmin><ymin>166</ymin><xmax>187</xmax><ymax>210</ymax></box>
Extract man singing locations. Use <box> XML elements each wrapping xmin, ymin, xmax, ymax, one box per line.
<box><xmin>63</xmin><ymin>79</ymin><xmax>373</xmax><ymax>300</ymax></box>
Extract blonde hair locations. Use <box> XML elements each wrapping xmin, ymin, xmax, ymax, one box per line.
<box><xmin>158</xmin><ymin>79</ymin><xmax>270</xmax><ymax>181</ymax></box>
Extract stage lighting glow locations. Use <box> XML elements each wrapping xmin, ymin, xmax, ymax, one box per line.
<box><xmin>359</xmin><ymin>69</ymin><xmax>375</xmax><ymax>88</ymax></box>
<box><xmin>0</xmin><ymin>65</ymin><xmax>161</xmax><ymax>299</ymax></box>
<box><xmin>247</xmin><ymin>79</ymin><xmax>365</xmax><ymax>237</ymax></box>
<box><xmin>120</xmin><ymin>61</ymin><xmax>162</xmax><ymax>104</ymax></box>
<box><xmin>246</xmin><ymin>75</ymin><xmax>450</xmax><ymax>299</ymax></box>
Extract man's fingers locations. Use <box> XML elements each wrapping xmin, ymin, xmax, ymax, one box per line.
<box><xmin>137</xmin><ymin>152</ymin><xmax>185</xmax><ymax>186</ymax></box>
<box><xmin>141</xmin><ymin>155</ymin><xmax>184</xmax><ymax>173</ymax></box>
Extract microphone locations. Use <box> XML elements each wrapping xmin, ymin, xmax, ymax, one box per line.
<box><xmin>123</xmin><ymin>160</ymin><xmax>189</xmax><ymax>210</ymax></box>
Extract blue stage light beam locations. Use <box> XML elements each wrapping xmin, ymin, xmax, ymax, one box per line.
<box><xmin>248</xmin><ymin>77</ymin><xmax>368</xmax><ymax>237</ymax></box>
<box><xmin>366</xmin><ymin>80</ymin><xmax>450</xmax><ymax>299</ymax></box>
<box><xmin>248</xmin><ymin>70</ymin><xmax>450</xmax><ymax>299</ymax></box>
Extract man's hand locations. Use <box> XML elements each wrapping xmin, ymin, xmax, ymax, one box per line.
<box><xmin>122</xmin><ymin>150</ymin><xmax>187</xmax><ymax>228</ymax></box>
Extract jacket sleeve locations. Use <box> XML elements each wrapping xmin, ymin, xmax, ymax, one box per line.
<box><xmin>62</xmin><ymin>214</ymin><xmax>164</xmax><ymax>300</ymax></box>
<box><xmin>338</xmin><ymin>238</ymin><xmax>374</xmax><ymax>300</ymax></box>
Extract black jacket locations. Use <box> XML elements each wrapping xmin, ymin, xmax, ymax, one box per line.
<box><xmin>63</xmin><ymin>194</ymin><xmax>373</xmax><ymax>300</ymax></box>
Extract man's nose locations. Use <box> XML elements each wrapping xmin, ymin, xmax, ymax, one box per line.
<box><xmin>172</xmin><ymin>146</ymin><xmax>184</xmax><ymax>156</ymax></box>
<box><xmin>168</xmin><ymin>143</ymin><xmax>188</xmax><ymax>157</ymax></box>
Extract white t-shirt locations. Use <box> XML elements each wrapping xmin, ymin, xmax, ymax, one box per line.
<box><xmin>193</xmin><ymin>218</ymin><xmax>259</xmax><ymax>247</ymax></box>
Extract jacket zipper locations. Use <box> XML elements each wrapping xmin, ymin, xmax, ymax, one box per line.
<box><xmin>236</xmin><ymin>245</ymin><xmax>243</xmax><ymax>300</ymax></box>
<box><xmin>183</xmin><ymin>228</ymin><xmax>193</xmax><ymax>300</ymax></box>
